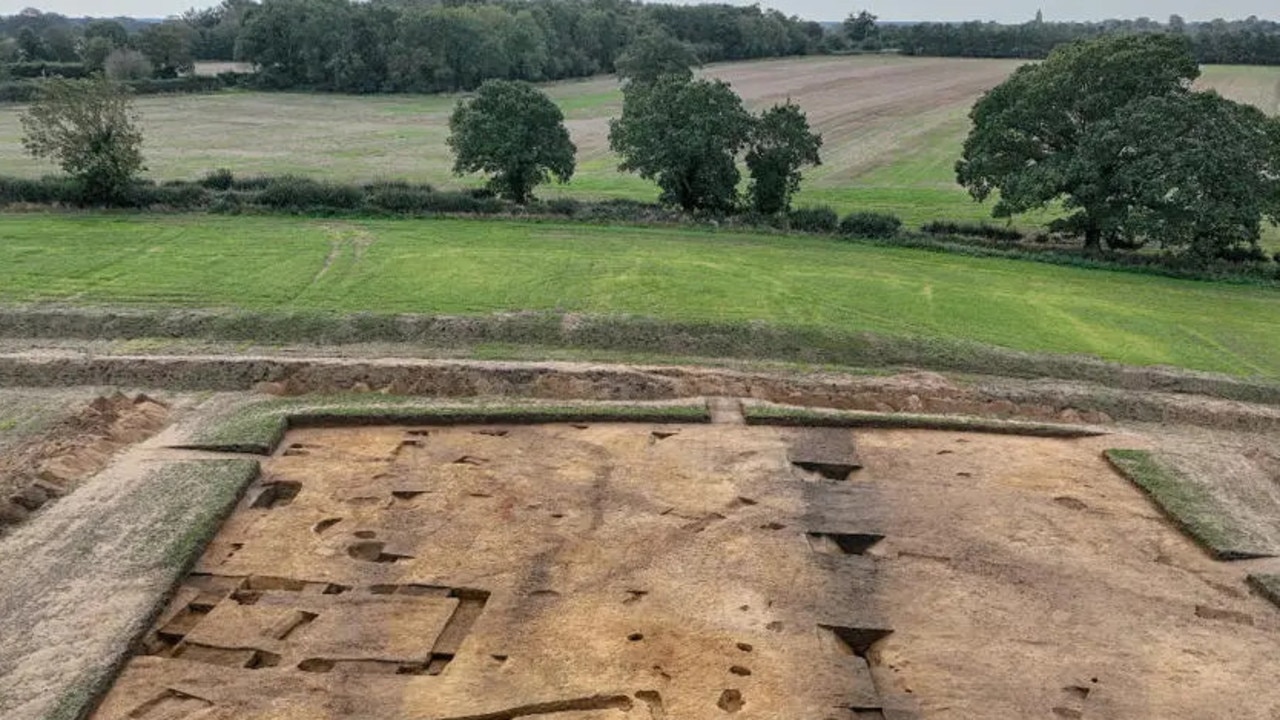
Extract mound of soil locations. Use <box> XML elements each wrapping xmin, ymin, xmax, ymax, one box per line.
<box><xmin>0</xmin><ymin>393</ymin><xmax>170</xmax><ymax>532</ymax></box>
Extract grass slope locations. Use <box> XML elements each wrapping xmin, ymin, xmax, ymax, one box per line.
<box><xmin>0</xmin><ymin>214</ymin><xmax>1278</xmax><ymax>377</ymax></box>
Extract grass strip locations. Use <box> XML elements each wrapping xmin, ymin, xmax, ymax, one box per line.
<box><xmin>1104</xmin><ymin>449</ymin><xmax>1271</xmax><ymax>561</ymax></box>
<box><xmin>180</xmin><ymin>396</ymin><xmax>712</xmax><ymax>455</ymax></box>
<box><xmin>1247</xmin><ymin>574</ymin><xmax>1280</xmax><ymax>609</ymax></box>
<box><xmin>0</xmin><ymin>459</ymin><xmax>259</xmax><ymax>720</ymax></box>
<box><xmin>743</xmin><ymin>403</ymin><xmax>1107</xmax><ymax>438</ymax></box>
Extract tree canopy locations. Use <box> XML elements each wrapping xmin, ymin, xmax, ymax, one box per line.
<box><xmin>1074</xmin><ymin>91</ymin><xmax>1280</xmax><ymax>259</ymax></box>
<box><xmin>19</xmin><ymin>76</ymin><xmax>145</xmax><ymax>203</ymax></box>
<box><xmin>843</xmin><ymin>10</ymin><xmax>878</xmax><ymax>43</ymax></box>
<box><xmin>746</xmin><ymin>101</ymin><xmax>823</xmax><ymax>215</ymax></box>
<box><xmin>609</xmin><ymin>75</ymin><xmax>754</xmax><ymax>212</ymax></box>
<box><xmin>957</xmin><ymin>34</ymin><xmax>1196</xmax><ymax>249</ymax></box>
<box><xmin>957</xmin><ymin>33</ymin><xmax>1280</xmax><ymax>259</ymax></box>
<box><xmin>447</xmin><ymin>79</ymin><xmax>576</xmax><ymax>204</ymax></box>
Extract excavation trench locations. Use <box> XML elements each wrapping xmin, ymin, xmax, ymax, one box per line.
<box><xmin>4</xmin><ymin>353</ymin><xmax>1280</xmax><ymax>432</ymax></box>
<box><xmin>89</xmin><ymin>421</ymin><xmax>1280</xmax><ymax>720</ymax></box>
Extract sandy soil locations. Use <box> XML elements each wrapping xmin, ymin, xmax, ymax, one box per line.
<box><xmin>859</xmin><ymin>430</ymin><xmax>1280</xmax><ymax>719</ymax></box>
<box><xmin>92</xmin><ymin>422</ymin><xmax>1280</xmax><ymax>720</ymax></box>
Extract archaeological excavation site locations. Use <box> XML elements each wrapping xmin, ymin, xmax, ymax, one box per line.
<box><xmin>3</xmin><ymin>353</ymin><xmax>1280</xmax><ymax>720</ymax></box>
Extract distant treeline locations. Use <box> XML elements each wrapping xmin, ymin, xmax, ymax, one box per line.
<box><xmin>882</xmin><ymin>16</ymin><xmax>1280</xmax><ymax>65</ymax></box>
<box><xmin>0</xmin><ymin>1</ymin><xmax>824</xmax><ymax>94</ymax></box>
<box><xmin>235</xmin><ymin>0</ymin><xmax>822</xmax><ymax>93</ymax></box>
<box><xmin>5</xmin><ymin>3</ymin><xmax>1280</xmax><ymax>97</ymax></box>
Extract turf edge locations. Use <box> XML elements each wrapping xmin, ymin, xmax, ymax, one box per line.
<box><xmin>1247</xmin><ymin>574</ymin><xmax>1280</xmax><ymax>610</ymax></box>
<box><xmin>177</xmin><ymin>396</ymin><xmax>713</xmax><ymax>455</ymax></box>
<box><xmin>1103</xmin><ymin>449</ymin><xmax>1273</xmax><ymax>562</ymax></box>
<box><xmin>743</xmin><ymin>403</ymin><xmax>1107</xmax><ymax>438</ymax></box>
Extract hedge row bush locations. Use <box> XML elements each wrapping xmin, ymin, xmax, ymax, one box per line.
<box><xmin>1</xmin><ymin>62</ymin><xmax>92</xmax><ymax>80</ymax></box>
<box><xmin>787</xmin><ymin>206</ymin><xmax>840</xmax><ymax>233</ymax></box>
<box><xmin>839</xmin><ymin>211</ymin><xmax>903</xmax><ymax>239</ymax></box>
<box><xmin>0</xmin><ymin>73</ymin><xmax>255</xmax><ymax>103</ymax></box>
<box><xmin>921</xmin><ymin>219</ymin><xmax>1024</xmax><ymax>242</ymax></box>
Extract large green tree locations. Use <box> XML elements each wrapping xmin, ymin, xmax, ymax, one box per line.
<box><xmin>956</xmin><ymin>33</ymin><xmax>1200</xmax><ymax>251</ymax></box>
<box><xmin>609</xmin><ymin>75</ymin><xmax>753</xmax><ymax>212</ymax></box>
<box><xmin>447</xmin><ymin>79</ymin><xmax>576</xmax><ymax>204</ymax></box>
<box><xmin>19</xmin><ymin>77</ymin><xmax>146</xmax><ymax>203</ymax></box>
<box><xmin>1074</xmin><ymin>91</ymin><xmax>1280</xmax><ymax>260</ymax></box>
<box><xmin>746</xmin><ymin>101</ymin><xmax>823</xmax><ymax>214</ymax></box>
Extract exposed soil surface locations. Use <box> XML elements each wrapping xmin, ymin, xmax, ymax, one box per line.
<box><xmin>93</xmin><ymin>423</ymin><xmax>1280</xmax><ymax>719</ymax></box>
<box><xmin>11</xmin><ymin>350</ymin><xmax>1280</xmax><ymax>433</ymax></box>
<box><xmin>857</xmin><ymin>430</ymin><xmax>1280</xmax><ymax>719</ymax></box>
<box><xmin>0</xmin><ymin>392</ymin><xmax>170</xmax><ymax>532</ymax></box>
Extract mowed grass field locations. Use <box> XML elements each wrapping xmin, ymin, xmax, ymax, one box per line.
<box><xmin>0</xmin><ymin>214</ymin><xmax>1277</xmax><ymax>378</ymax></box>
<box><xmin>1</xmin><ymin>56</ymin><xmax>1277</xmax><ymax>232</ymax></box>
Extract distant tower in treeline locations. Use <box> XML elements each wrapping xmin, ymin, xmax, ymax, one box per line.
<box><xmin>1034</xmin><ymin>9</ymin><xmax>1044</xmax><ymax>24</ymax></box>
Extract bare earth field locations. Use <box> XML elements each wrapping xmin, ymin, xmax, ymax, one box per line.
<box><xmin>2</xmin><ymin>56</ymin><xmax>1277</xmax><ymax>229</ymax></box>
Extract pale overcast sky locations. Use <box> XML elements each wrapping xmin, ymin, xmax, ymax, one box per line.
<box><xmin>0</xmin><ymin>0</ymin><xmax>1275</xmax><ymax>23</ymax></box>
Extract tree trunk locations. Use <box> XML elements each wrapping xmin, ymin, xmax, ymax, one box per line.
<box><xmin>1083</xmin><ymin>225</ymin><xmax>1102</xmax><ymax>254</ymax></box>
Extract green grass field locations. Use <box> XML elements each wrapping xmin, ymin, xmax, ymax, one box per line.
<box><xmin>2</xmin><ymin>56</ymin><xmax>1276</xmax><ymax>240</ymax></box>
<box><xmin>1</xmin><ymin>214</ymin><xmax>1277</xmax><ymax>378</ymax></box>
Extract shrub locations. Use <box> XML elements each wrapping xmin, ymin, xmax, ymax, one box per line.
<box><xmin>127</xmin><ymin>181</ymin><xmax>208</xmax><ymax>209</ymax></box>
<box><xmin>200</xmin><ymin>168</ymin><xmax>235</xmax><ymax>191</ymax></box>
<box><xmin>363</xmin><ymin>180</ymin><xmax>429</xmax><ymax>193</ymax></box>
<box><xmin>126</xmin><ymin>76</ymin><xmax>223</xmax><ymax>96</ymax></box>
<box><xmin>209</xmin><ymin>193</ymin><xmax>244</xmax><ymax>215</ymax></box>
<box><xmin>0</xmin><ymin>175</ymin><xmax>83</xmax><ymax>205</ymax></box>
<box><xmin>787</xmin><ymin>206</ymin><xmax>839</xmax><ymax>233</ymax></box>
<box><xmin>1215</xmin><ymin>244</ymin><xmax>1269</xmax><ymax>264</ymax></box>
<box><xmin>577</xmin><ymin>198</ymin><xmax>678</xmax><ymax>224</ymax></box>
<box><xmin>921</xmin><ymin>220</ymin><xmax>1023</xmax><ymax>242</ymax></box>
<box><xmin>839</xmin><ymin>211</ymin><xmax>902</xmax><ymax>239</ymax></box>
<box><xmin>420</xmin><ymin>190</ymin><xmax>505</xmax><ymax>214</ymax></box>
<box><xmin>256</xmin><ymin>176</ymin><xmax>364</xmax><ymax>210</ymax></box>
<box><xmin>2</xmin><ymin>62</ymin><xmax>90</xmax><ymax>79</ymax></box>
<box><xmin>229</xmin><ymin>175</ymin><xmax>274</xmax><ymax>191</ymax></box>
<box><xmin>0</xmin><ymin>80</ymin><xmax>40</xmax><ymax>102</ymax></box>
<box><xmin>367</xmin><ymin>184</ymin><xmax>435</xmax><ymax>213</ymax></box>
<box><xmin>19</xmin><ymin>77</ymin><xmax>144</xmax><ymax>204</ymax></box>
<box><xmin>545</xmin><ymin>197</ymin><xmax>581</xmax><ymax>216</ymax></box>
